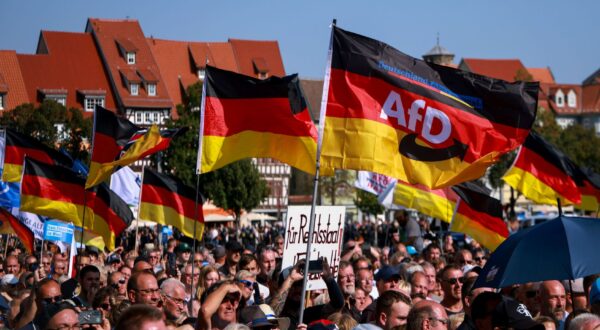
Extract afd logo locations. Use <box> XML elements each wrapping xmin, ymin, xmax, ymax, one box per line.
<box><xmin>380</xmin><ymin>90</ymin><xmax>467</xmax><ymax>162</ymax></box>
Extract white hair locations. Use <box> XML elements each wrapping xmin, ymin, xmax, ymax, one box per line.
<box><xmin>160</xmin><ymin>278</ymin><xmax>185</xmax><ymax>295</ymax></box>
<box><xmin>568</xmin><ymin>313</ymin><xmax>600</xmax><ymax>330</ymax></box>
<box><xmin>223</xmin><ymin>323</ymin><xmax>250</xmax><ymax>330</ymax></box>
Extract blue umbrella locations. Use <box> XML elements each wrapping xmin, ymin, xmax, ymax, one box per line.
<box><xmin>474</xmin><ymin>215</ymin><xmax>600</xmax><ymax>288</ymax></box>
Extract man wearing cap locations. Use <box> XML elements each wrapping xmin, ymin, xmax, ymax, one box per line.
<box><xmin>483</xmin><ymin>293</ymin><xmax>544</xmax><ymax>330</ymax></box>
<box><xmin>219</xmin><ymin>241</ymin><xmax>244</xmax><ymax>281</ymax></box>
<box><xmin>538</xmin><ymin>280</ymin><xmax>568</xmax><ymax>328</ymax></box>
<box><xmin>360</xmin><ymin>265</ymin><xmax>403</xmax><ymax>323</ymax></box>
<box><xmin>177</xmin><ymin>242</ymin><xmax>193</xmax><ymax>266</ymax></box>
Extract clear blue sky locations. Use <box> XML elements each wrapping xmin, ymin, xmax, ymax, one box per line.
<box><xmin>1</xmin><ymin>0</ymin><xmax>598</xmax><ymax>83</ymax></box>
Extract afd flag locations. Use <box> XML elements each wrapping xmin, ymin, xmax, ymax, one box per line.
<box><xmin>10</xmin><ymin>208</ymin><xmax>45</xmax><ymax>240</ymax></box>
<box><xmin>0</xmin><ymin>181</ymin><xmax>20</xmax><ymax>208</ymax></box>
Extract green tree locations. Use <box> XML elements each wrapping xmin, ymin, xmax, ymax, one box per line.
<box><xmin>161</xmin><ymin>81</ymin><xmax>269</xmax><ymax>219</ymax></box>
<box><xmin>354</xmin><ymin>189</ymin><xmax>384</xmax><ymax>217</ymax></box>
<box><xmin>0</xmin><ymin>100</ymin><xmax>91</xmax><ymax>161</ymax></box>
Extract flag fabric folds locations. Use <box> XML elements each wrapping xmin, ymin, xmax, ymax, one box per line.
<box><xmin>110</xmin><ymin>166</ymin><xmax>141</xmax><ymax>207</ymax></box>
<box><xmin>319</xmin><ymin>26</ymin><xmax>538</xmax><ymax>189</ymax></box>
<box><xmin>198</xmin><ymin>65</ymin><xmax>318</xmax><ymax>175</ymax></box>
<box><xmin>2</xmin><ymin>129</ymin><xmax>73</xmax><ymax>182</ymax></box>
<box><xmin>451</xmin><ymin>182</ymin><xmax>508</xmax><ymax>251</ymax></box>
<box><xmin>86</xmin><ymin>106</ymin><xmax>183</xmax><ymax>189</ymax></box>
<box><xmin>380</xmin><ymin>180</ymin><xmax>458</xmax><ymax>223</ymax></box>
<box><xmin>20</xmin><ymin>158</ymin><xmax>132</xmax><ymax>249</ymax></box>
<box><xmin>139</xmin><ymin>168</ymin><xmax>204</xmax><ymax>240</ymax></box>
<box><xmin>574</xmin><ymin>167</ymin><xmax>600</xmax><ymax>212</ymax></box>
<box><xmin>0</xmin><ymin>207</ymin><xmax>35</xmax><ymax>252</ymax></box>
<box><xmin>502</xmin><ymin>131</ymin><xmax>581</xmax><ymax>205</ymax></box>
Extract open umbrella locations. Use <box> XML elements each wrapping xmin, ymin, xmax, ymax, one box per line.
<box><xmin>474</xmin><ymin>215</ymin><xmax>600</xmax><ymax>288</ymax></box>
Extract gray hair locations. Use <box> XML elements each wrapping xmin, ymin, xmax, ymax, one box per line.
<box><xmin>568</xmin><ymin>313</ymin><xmax>600</xmax><ymax>330</ymax></box>
<box><xmin>160</xmin><ymin>278</ymin><xmax>185</xmax><ymax>295</ymax></box>
<box><xmin>223</xmin><ymin>323</ymin><xmax>251</xmax><ymax>330</ymax></box>
<box><xmin>235</xmin><ymin>270</ymin><xmax>254</xmax><ymax>281</ymax></box>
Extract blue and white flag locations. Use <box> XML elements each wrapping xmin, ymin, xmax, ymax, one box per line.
<box><xmin>11</xmin><ymin>208</ymin><xmax>45</xmax><ymax>240</ymax></box>
<box><xmin>355</xmin><ymin>171</ymin><xmax>397</xmax><ymax>196</ymax></box>
<box><xmin>110</xmin><ymin>166</ymin><xmax>141</xmax><ymax>207</ymax></box>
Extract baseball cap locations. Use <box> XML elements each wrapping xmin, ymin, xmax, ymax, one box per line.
<box><xmin>374</xmin><ymin>265</ymin><xmax>401</xmax><ymax>282</ymax></box>
<box><xmin>213</xmin><ymin>245</ymin><xmax>226</xmax><ymax>259</ymax></box>
<box><xmin>225</xmin><ymin>241</ymin><xmax>244</xmax><ymax>252</ymax></box>
<box><xmin>241</xmin><ymin>304</ymin><xmax>290</xmax><ymax>330</ymax></box>
<box><xmin>590</xmin><ymin>278</ymin><xmax>600</xmax><ymax>305</ymax></box>
<box><xmin>492</xmin><ymin>296</ymin><xmax>545</xmax><ymax>330</ymax></box>
<box><xmin>176</xmin><ymin>242</ymin><xmax>192</xmax><ymax>253</ymax></box>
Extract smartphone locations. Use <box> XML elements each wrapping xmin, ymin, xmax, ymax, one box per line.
<box><xmin>79</xmin><ymin>310</ymin><xmax>103</xmax><ymax>325</ymax></box>
<box><xmin>308</xmin><ymin>259</ymin><xmax>324</xmax><ymax>274</ymax></box>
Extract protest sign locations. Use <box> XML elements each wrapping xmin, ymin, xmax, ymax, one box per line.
<box><xmin>43</xmin><ymin>220</ymin><xmax>74</xmax><ymax>243</ymax></box>
<box><xmin>282</xmin><ymin>205</ymin><xmax>345</xmax><ymax>290</ymax></box>
<box><xmin>355</xmin><ymin>171</ymin><xmax>397</xmax><ymax>196</ymax></box>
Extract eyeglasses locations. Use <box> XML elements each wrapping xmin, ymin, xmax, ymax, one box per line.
<box><xmin>429</xmin><ymin>317</ymin><xmax>449</xmax><ymax>326</ymax></box>
<box><xmin>238</xmin><ymin>279</ymin><xmax>254</xmax><ymax>288</ymax></box>
<box><xmin>444</xmin><ymin>277</ymin><xmax>464</xmax><ymax>285</ymax></box>
<box><xmin>42</xmin><ymin>295</ymin><xmax>62</xmax><ymax>304</ymax></box>
<box><xmin>47</xmin><ymin>324</ymin><xmax>81</xmax><ymax>330</ymax></box>
<box><xmin>164</xmin><ymin>294</ymin><xmax>186</xmax><ymax>306</ymax></box>
<box><xmin>136</xmin><ymin>288</ymin><xmax>160</xmax><ymax>296</ymax></box>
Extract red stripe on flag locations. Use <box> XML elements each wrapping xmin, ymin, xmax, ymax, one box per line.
<box><xmin>4</xmin><ymin>146</ymin><xmax>57</xmax><ymax>165</ymax></box>
<box><xmin>90</xmin><ymin>132</ymin><xmax>123</xmax><ymax>163</ymax></box>
<box><xmin>456</xmin><ymin>201</ymin><xmax>509</xmax><ymax>238</ymax></box>
<box><xmin>141</xmin><ymin>184</ymin><xmax>203</xmax><ymax>222</ymax></box>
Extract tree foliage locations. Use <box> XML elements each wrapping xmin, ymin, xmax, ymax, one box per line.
<box><xmin>0</xmin><ymin>100</ymin><xmax>92</xmax><ymax>161</ymax></box>
<box><xmin>354</xmin><ymin>189</ymin><xmax>385</xmax><ymax>217</ymax></box>
<box><xmin>161</xmin><ymin>81</ymin><xmax>269</xmax><ymax>216</ymax></box>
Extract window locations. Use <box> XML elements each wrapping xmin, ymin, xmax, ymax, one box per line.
<box><xmin>145</xmin><ymin>112</ymin><xmax>151</xmax><ymax>124</ymax></box>
<box><xmin>147</xmin><ymin>83</ymin><xmax>157</xmax><ymax>96</ymax></box>
<box><xmin>0</xmin><ymin>94</ymin><xmax>4</xmax><ymax>110</ymax></box>
<box><xmin>197</xmin><ymin>69</ymin><xmax>206</xmax><ymax>80</ymax></box>
<box><xmin>46</xmin><ymin>95</ymin><xmax>66</xmax><ymax>106</ymax></box>
<box><xmin>84</xmin><ymin>96</ymin><xmax>105</xmax><ymax>112</ymax></box>
<box><xmin>127</xmin><ymin>52</ymin><xmax>136</xmax><ymax>64</ymax></box>
<box><xmin>135</xmin><ymin>112</ymin><xmax>142</xmax><ymax>124</ymax></box>
<box><xmin>555</xmin><ymin>89</ymin><xmax>565</xmax><ymax>107</ymax></box>
<box><xmin>153</xmin><ymin>112</ymin><xmax>160</xmax><ymax>124</ymax></box>
<box><xmin>130</xmin><ymin>83</ymin><xmax>139</xmax><ymax>96</ymax></box>
<box><xmin>567</xmin><ymin>90</ymin><xmax>577</xmax><ymax>107</ymax></box>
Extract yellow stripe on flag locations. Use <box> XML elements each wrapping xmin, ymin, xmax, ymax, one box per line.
<box><xmin>139</xmin><ymin>202</ymin><xmax>204</xmax><ymax>240</ymax></box>
<box><xmin>450</xmin><ymin>213</ymin><xmax>506</xmax><ymax>251</ymax></box>
<box><xmin>20</xmin><ymin>195</ymin><xmax>93</xmax><ymax>227</ymax></box>
<box><xmin>502</xmin><ymin>167</ymin><xmax>574</xmax><ymax>205</ymax></box>
<box><xmin>393</xmin><ymin>184</ymin><xmax>456</xmax><ymax>223</ymax></box>
<box><xmin>320</xmin><ymin>117</ymin><xmax>499</xmax><ymax>188</ymax></box>
<box><xmin>201</xmin><ymin>131</ymin><xmax>317</xmax><ymax>174</ymax></box>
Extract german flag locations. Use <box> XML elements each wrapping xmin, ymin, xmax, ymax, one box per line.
<box><xmin>574</xmin><ymin>167</ymin><xmax>600</xmax><ymax>212</ymax></box>
<box><xmin>2</xmin><ymin>129</ymin><xmax>73</xmax><ymax>182</ymax></box>
<box><xmin>85</xmin><ymin>106</ymin><xmax>184</xmax><ymax>189</ymax></box>
<box><xmin>502</xmin><ymin>131</ymin><xmax>581</xmax><ymax>205</ymax></box>
<box><xmin>20</xmin><ymin>158</ymin><xmax>131</xmax><ymax>249</ymax></box>
<box><xmin>319</xmin><ymin>26</ymin><xmax>538</xmax><ymax>189</ymax></box>
<box><xmin>392</xmin><ymin>180</ymin><xmax>458</xmax><ymax>223</ymax></box>
<box><xmin>198</xmin><ymin>65</ymin><xmax>318</xmax><ymax>175</ymax></box>
<box><xmin>0</xmin><ymin>207</ymin><xmax>35</xmax><ymax>253</ymax></box>
<box><xmin>451</xmin><ymin>182</ymin><xmax>508</xmax><ymax>251</ymax></box>
<box><xmin>139</xmin><ymin>168</ymin><xmax>204</xmax><ymax>240</ymax></box>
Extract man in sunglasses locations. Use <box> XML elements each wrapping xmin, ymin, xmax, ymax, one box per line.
<box><xmin>13</xmin><ymin>278</ymin><xmax>62</xmax><ymax>329</ymax></box>
<box><xmin>235</xmin><ymin>270</ymin><xmax>259</xmax><ymax>306</ymax></box>
<box><xmin>108</xmin><ymin>271</ymin><xmax>128</xmax><ymax>298</ymax></box>
<box><xmin>439</xmin><ymin>265</ymin><xmax>464</xmax><ymax>317</ymax></box>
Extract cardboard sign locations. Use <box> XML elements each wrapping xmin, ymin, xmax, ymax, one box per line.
<box><xmin>282</xmin><ymin>205</ymin><xmax>345</xmax><ymax>290</ymax></box>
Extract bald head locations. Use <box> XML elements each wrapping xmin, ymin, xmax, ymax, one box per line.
<box><xmin>407</xmin><ymin>300</ymin><xmax>448</xmax><ymax>330</ymax></box>
<box><xmin>133</xmin><ymin>260</ymin><xmax>153</xmax><ymax>273</ymax></box>
<box><xmin>539</xmin><ymin>280</ymin><xmax>566</xmax><ymax>322</ymax></box>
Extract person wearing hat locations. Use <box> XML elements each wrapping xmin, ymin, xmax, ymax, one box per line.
<box><xmin>360</xmin><ymin>265</ymin><xmax>402</xmax><ymax>323</ymax></box>
<box><xmin>219</xmin><ymin>241</ymin><xmax>244</xmax><ymax>281</ymax></box>
<box><xmin>176</xmin><ymin>242</ymin><xmax>193</xmax><ymax>266</ymax></box>
<box><xmin>241</xmin><ymin>304</ymin><xmax>290</xmax><ymax>330</ymax></box>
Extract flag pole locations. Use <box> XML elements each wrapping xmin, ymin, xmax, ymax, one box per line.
<box><xmin>135</xmin><ymin>166</ymin><xmax>146</xmax><ymax>255</ymax></box>
<box><xmin>189</xmin><ymin>173</ymin><xmax>202</xmax><ymax>307</ymax></box>
<box><xmin>298</xmin><ymin>18</ymin><xmax>336</xmax><ymax>326</ymax></box>
<box><xmin>77</xmin><ymin>190</ymin><xmax>89</xmax><ymax>270</ymax></box>
<box><xmin>557</xmin><ymin>198</ymin><xmax>563</xmax><ymax>216</ymax></box>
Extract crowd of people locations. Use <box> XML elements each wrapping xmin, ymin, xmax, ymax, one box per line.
<box><xmin>0</xmin><ymin>211</ymin><xmax>598</xmax><ymax>330</ymax></box>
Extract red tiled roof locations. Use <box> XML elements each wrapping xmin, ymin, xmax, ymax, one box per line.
<box><xmin>115</xmin><ymin>38</ymin><xmax>138</xmax><ymax>53</ymax></box>
<box><xmin>548</xmin><ymin>84</ymin><xmax>582</xmax><ymax>115</ymax></box>
<box><xmin>229</xmin><ymin>39</ymin><xmax>286</xmax><ymax>77</ymax></box>
<box><xmin>16</xmin><ymin>31</ymin><xmax>116</xmax><ymax>116</ymax></box>
<box><xmin>0</xmin><ymin>50</ymin><xmax>30</xmax><ymax>110</ymax></box>
<box><xmin>137</xmin><ymin>68</ymin><xmax>158</xmax><ymax>82</ymax></box>
<box><xmin>459</xmin><ymin>58</ymin><xmax>529</xmax><ymax>82</ymax></box>
<box><xmin>119</xmin><ymin>68</ymin><xmax>142</xmax><ymax>83</ymax></box>
<box><xmin>582</xmin><ymin>84</ymin><xmax>600</xmax><ymax>113</ymax></box>
<box><xmin>86</xmin><ymin>19</ymin><xmax>172</xmax><ymax>111</ymax></box>
<box><xmin>527</xmin><ymin>67</ymin><xmax>555</xmax><ymax>84</ymax></box>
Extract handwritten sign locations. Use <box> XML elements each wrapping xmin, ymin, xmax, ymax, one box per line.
<box><xmin>282</xmin><ymin>205</ymin><xmax>345</xmax><ymax>290</ymax></box>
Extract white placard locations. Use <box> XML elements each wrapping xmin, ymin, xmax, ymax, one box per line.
<box><xmin>282</xmin><ymin>205</ymin><xmax>346</xmax><ymax>290</ymax></box>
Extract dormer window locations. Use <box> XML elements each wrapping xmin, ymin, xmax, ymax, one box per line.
<box><xmin>252</xmin><ymin>58</ymin><xmax>270</xmax><ymax>80</ymax></box>
<box><xmin>147</xmin><ymin>83</ymin><xmax>156</xmax><ymax>96</ymax></box>
<box><xmin>198</xmin><ymin>68</ymin><xmax>206</xmax><ymax>80</ymax></box>
<box><xmin>567</xmin><ymin>90</ymin><xmax>577</xmax><ymax>107</ymax></box>
<box><xmin>130</xmin><ymin>83</ymin><xmax>139</xmax><ymax>96</ymax></box>
<box><xmin>40</xmin><ymin>89</ymin><xmax>67</xmax><ymax>107</ymax></box>
<box><xmin>555</xmin><ymin>89</ymin><xmax>565</xmax><ymax>107</ymax></box>
<box><xmin>84</xmin><ymin>96</ymin><xmax>105</xmax><ymax>112</ymax></box>
<box><xmin>127</xmin><ymin>52</ymin><xmax>136</xmax><ymax>65</ymax></box>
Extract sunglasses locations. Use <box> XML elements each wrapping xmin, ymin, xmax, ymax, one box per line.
<box><xmin>238</xmin><ymin>279</ymin><xmax>254</xmax><ymax>288</ymax></box>
<box><xmin>444</xmin><ymin>277</ymin><xmax>464</xmax><ymax>285</ymax></box>
<box><xmin>42</xmin><ymin>295</ymin><xmax>62</xmax><ymax>304</ymax></box>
